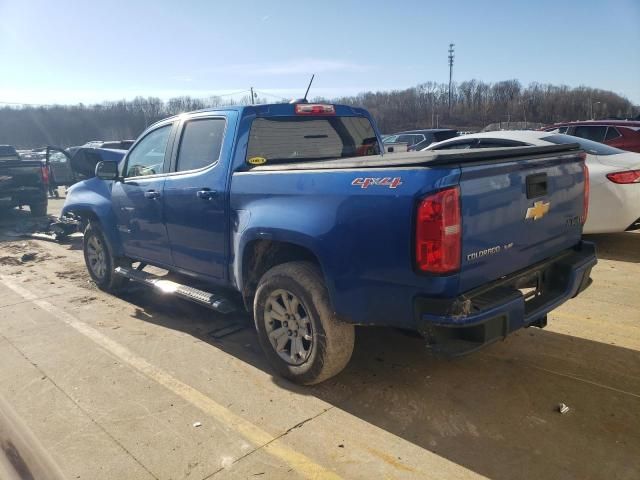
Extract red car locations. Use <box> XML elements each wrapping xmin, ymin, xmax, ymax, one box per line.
<box><xmin>542</xmin><ymin>120</ymin><xmax>640</xmax><ymax>153</ymax></box>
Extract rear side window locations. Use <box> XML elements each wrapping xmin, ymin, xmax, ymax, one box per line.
<box><xmin>573</xmin><ymin>125</ymin><xmax>607</xmax><ymax>142</ymax></box>
<box><xmin>605</xmin><ymin>127</ymin><xmax>621</xmax><ymax>141</ymax></box>
<box><xmin>433</xmin><ymin>130</ymin><xmax>458</xmax><ymax>142</ymax></box>
<box><xmin>247</xmin><ymin>116</ymin><xmax>379</xmax><ymax>164</ymax></box>
<box><xmin>542</xmin><ymin>134</ymin><xmax>624</xmax><ymax>156</ymax></box>
<box><xmin>176</xmin><ymin>118</ymin><xmax>226</xmax><ymax>172</ymax></box>
<box><xmin>432</xmin><ymin>140</ymin><xmax>477</xmax><ymax>150</ymax></box>
<box><xmin>397</xmin><ymin>134</ymin><xmax>424</xmax><ymax>146</ymax></box>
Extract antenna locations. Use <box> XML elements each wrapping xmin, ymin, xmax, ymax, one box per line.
<box><xmin>303</xmin><ymin>74</ymin><xmax>315</xmax><ymax>101</ymax></box>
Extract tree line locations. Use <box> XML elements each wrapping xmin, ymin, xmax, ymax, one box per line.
<box><xmin>1</xmin><ymin>80</ymin><xmax>636</xmax><ymax>148</ymax></box>
<box><xmin>330</xmin><ymin>80</ymin><xmax>637</xmax><ymax>133</ymax></box>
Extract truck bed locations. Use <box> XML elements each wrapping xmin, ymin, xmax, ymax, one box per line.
<box><xmin>246</xmin><ymin>143</ymin><xmax>581</xmax><ymax>171</ymax></box>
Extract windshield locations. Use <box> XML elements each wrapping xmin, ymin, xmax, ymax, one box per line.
<box><xmin>542</xmin><ymin>134</ymin><xmax>624</xmax><ymax>156</ymax></box>
<box><xmin>246</xmin><ymin>116</ymin><xmax>380</xmax><ymax>164</ymax></box>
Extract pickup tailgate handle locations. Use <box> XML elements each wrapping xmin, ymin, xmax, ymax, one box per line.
<box><xmin>526</xmin><ymin>173</ymin><xmax>548</xmax><ymax>199</ymax></box>
<box><xmin>144</xmin><ymin>190</ymin><xmax>161</xmax><ymax>199</ymax></box>
<box><xmin>197</xmin><ymin>189</ymin><xmax>217</xmax><ymax>200</ymax></box>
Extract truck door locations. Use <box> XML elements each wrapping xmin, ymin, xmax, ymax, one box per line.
<box><xmin>111</xmin><ymin>122</ymin><xmax>175</xmax><ymax>265</ymax></box>
<box><xmin>162</xmin><ymin>112</ymin><xmax>236</xmax><ymax>280</ymax></box>
<box><xmin>45</xmin><ymin>147</ymin><xmax>74</xmax><ymax>189</ymax></box>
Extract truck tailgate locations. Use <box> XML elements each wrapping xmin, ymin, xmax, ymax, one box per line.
<box><xmin>0</xmin><ymin>160</ymin><xmax>44</xmax><ymax>192</ymax></box>
<box><xmin>458</xmin><ymin>153</ymin><xmax>585</xmax><ymax>292</ymax></box>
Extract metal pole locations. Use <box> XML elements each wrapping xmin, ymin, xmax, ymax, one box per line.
<box><xmin>448</xmin><ymin>43</ymin><xmax>455</xmax><ymax>115</ymax></box>
<box><xmin>250</xmin><ymin>87</ymin><xmax>255</xmax><ymax>105</ymax></box>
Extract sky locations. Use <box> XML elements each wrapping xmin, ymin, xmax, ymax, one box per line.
<box><xmin>0</xmin><ymin>0</ymin><xmax>639</xmax><ymax>106</ymax></box>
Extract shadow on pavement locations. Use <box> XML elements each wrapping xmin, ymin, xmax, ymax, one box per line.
<box><xmin>115</xmin><ymin>282</ymin><xmax>640</xmax><ymax>480</ymax></box>
<box><xmin>585</xmin><ymin>232</ymin><xmax>640</xmax><ymax>263</ymax></box>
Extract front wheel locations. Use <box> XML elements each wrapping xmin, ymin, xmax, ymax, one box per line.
<box><xmin>83</xmin><ymin>222</ymin><xmax>129</xmax><ymax>292</ymax></box>
<box><xmin>254</xmin><ymin>261</ymin><xmax>355</xmax><ymax>385</ymax></box>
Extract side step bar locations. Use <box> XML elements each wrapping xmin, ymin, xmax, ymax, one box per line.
<box><xmin>114</xmin><ymin>266</ymin><xmax>237</xmax><ymax>314</ymax></box>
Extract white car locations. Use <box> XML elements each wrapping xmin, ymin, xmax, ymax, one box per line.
<box><xmin>424</xmin><ymin>131</ymin><xmax>640</xmax><ymax>234</ymax></box>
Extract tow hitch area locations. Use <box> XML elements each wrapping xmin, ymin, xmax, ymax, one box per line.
<box><xmin>114</xmin><ymin>266</ymin><xmax>238</xmax><ymax>314</ymax></box>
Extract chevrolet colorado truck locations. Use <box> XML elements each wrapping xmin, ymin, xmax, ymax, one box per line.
<box><xmin>0</xmin><ymin>145</ymin><xmax>49</xmax><ymax>216</ymax></box>
<box><xmin>61</xmin><ymin>102</ymin><xmax>596</xmax><ymax>384</ymax></box>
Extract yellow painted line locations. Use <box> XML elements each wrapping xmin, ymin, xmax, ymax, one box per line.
<box><xmin>0</xmin><ymin>275</ymin><xmax>341</xmax><ymax>480</ymax></box>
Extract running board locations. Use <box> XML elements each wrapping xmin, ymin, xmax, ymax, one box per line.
<box><xmin>114</xmin><ymin>266</ymin><xmax>237</xmax><ymax>314</ymax></box>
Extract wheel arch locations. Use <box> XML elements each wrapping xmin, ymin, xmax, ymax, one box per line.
<box><xmin>239</xmin><ymin>238</ymin><xmax>327</xmax><ymax>311</ymax></box>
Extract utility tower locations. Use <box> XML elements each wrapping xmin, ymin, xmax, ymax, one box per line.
<box><xmin>448</xmin><ymin>43</ymin><xmax>455</xmax><ymax>115</ymax></box>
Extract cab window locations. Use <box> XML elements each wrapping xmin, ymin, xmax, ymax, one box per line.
<box><xmin>125</xmin><ymin>124</ymin><xmax>172</xmax><ymax>177</ymax></box>
<box><xmin>176</xmin><ymin>118</ymin><xmax>226</xmax><ymax>172</ymax></box>
<box><xmin>573</xmin><ymin>125</ymin><xmax>607</xmax><ymax>143</ymax></box>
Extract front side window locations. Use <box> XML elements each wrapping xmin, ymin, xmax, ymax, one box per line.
<box><xmin>176</xmin><ymin>118</ymin><xmax>226</xmax><ymax>172</ymax></box>
<box><xmin>573</xmin><ymin>125</ymin><xmax>607</xmax><ymax>143</ymax></box>
<box><xmin>247</xmin><ymin>116</ymin><xmax>379</xmax><ymax>164</ymax></box>
<box><xmin>125</xmin><ymin>124</ymin><xmax>172</xmax><ymax>177</ymax></box>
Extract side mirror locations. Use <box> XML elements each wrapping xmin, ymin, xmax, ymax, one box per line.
<box><xmin>95</xmin><ymin>161</ymin><xmax>119</xmax><ymax>180</ymax></box>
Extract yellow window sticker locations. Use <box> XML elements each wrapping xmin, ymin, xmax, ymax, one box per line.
<box><xmin>248</xmin><ymin>156</ymin><xmax>267</xmax><ymax>165</ymax></box>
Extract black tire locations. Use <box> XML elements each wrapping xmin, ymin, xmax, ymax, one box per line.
<box><xmin>29</xmin><ymin>201</ymin><xmax>48</xmax><ymax>217</ymax></box>
<box><xmin>254</xmin><ymin>261</ymin><xmax>355</xmax><ymax>385</ymax></box>
<box><xmin>83</xmin><ymin>222</ymin><xmax>129</xmax><ymax>292</ymax></box>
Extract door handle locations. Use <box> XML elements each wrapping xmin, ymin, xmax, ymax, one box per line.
<box><xmin>197</xmin><ymin>189</ymin><xmax>217</xmax><ymax>200</ymax></box>
<box><xmin>144</xmin><ymin>190</ymin><xmax>161</xmax><ymax>199</ymax></box>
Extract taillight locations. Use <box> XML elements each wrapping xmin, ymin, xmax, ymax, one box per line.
<box><xmin>294</xmin><ymin>104</ymin><xmax>335</xmax><ymax>115</ymax></box>
<box><xmin>581</xmin><ymin>163</ymin><xmax>589</xmax><ymax>225</ymax></box>
<box><xmin>606</xmin><ymin>169</ymin><xmax>640</xmax><ymax>184</ymax></box>
<box><xmin>41</xmin><ymin>164</ymin><xmax>49</xmax><ymax>185</ymax></box>
<box><xmin>415</xmin><ymin>186</ymin><xmax>461</xmax><ymax>274</ymax></box>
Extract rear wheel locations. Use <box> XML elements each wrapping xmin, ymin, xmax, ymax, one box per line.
<box><xmin>254</xmin><ymin>261</ymin><xmax>355</xmax><ymax>385</ymax></box>
<box><xmin>83</xmin><ymin>222</ymin><xmax>129</xmax><ymax>292</ymax></box>
<box><xmin>29</xmin><ymin>201</ymin><xmax>48</xmax><ymax>217</ymax></box>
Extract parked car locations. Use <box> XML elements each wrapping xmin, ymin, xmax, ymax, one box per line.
<box><xmin>0</xmin><ymin>144</ymin><xmax>49</xmax><ymax>216</ymax></box>
<box><xmin>542</xmin><ymin>121</ymin><xmax>640</xmax><ymax>153</ymax></box>
<box><xmin>82</xmin><ymin>140</ymin><xmax>135</xmax><ymax>150</ymax></box>
<box><xmin>424</xmin><ymin>130</ymin><xmax>640</xmax><ymax>234</ymax></box>
<box><xmin>383</xmin><ymin>129</ymin><xmax>457</xmax><ymax>151</ymax></box>
<box><xmin>62</xmin><ymin>103</ymin><xmax>595</xmax><ymax>384</ymax></box>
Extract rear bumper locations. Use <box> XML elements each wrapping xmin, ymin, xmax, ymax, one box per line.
<box><xmin>415</xmin><ymin>241</ymin><xmax>597</xmax><ymax>356</ymax></box>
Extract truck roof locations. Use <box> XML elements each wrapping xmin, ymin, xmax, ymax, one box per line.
<box><xmin>147</xmin><ymin>103</ymin><xmax>371</xmax><ymax>130</ymax></box>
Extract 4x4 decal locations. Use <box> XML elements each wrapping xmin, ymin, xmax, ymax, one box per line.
<box><xmin>351</xmin><ymin>177</ymin><xmax>403</xmax><ymax>189</ymax></box>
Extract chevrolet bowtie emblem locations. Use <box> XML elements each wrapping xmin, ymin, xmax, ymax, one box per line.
<box><xmin>526</xmin><ymin>200</ymin><xmax>550</xmax><ymax>220</ymax></box>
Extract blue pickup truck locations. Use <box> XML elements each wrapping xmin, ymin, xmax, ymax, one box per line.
<box><xmin>62</xmin><ymin>102</ymin><xmax>596</xmax><ymax>384</ymax></box>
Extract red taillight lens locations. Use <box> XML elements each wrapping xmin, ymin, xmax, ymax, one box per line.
<box><xmin>606</xmin><ymin>169</ymin><xmax>640</xmax><ymax>184</ymax></box>
<box><xmin>41</xmin><ymin>164</ymin><xmax>49</xmax><ymax>185</ymax></box>
<box><xmin>416</xmin><ymin>186</ymin><xmax>461</xmax><ymax>274</ymax></box>
<box><xmin>581</xmin><ymin>163</ymin><xmax>589</xmax><ymax>225</ymax></box>
<box><xmin>294</xmin><ymin>104</ymin><xmax>335</xmax><ymax>115</ymax></box>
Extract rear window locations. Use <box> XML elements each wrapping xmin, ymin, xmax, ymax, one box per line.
<box><xmin>246</xmin><ymin>116</ymin><xmax>379</xmax><ymax>164</ymax></box>
<box><xmin>542</xmin><ymin>134</ymin><xmax>624</xmax><ymax>156</ymax></box>
<box><xmin>0</xmin><ymin>145</ymin><xmax>18</xmax><ymax>156</ymax></box>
